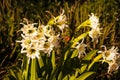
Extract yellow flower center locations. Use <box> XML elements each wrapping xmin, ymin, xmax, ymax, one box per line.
<box><xmin>29</xmin><ymin>49</ymin><xmax>36</xmax><ymax>54</ymax></box>
<box><xmin>44</xmin><ymin>42</ymin><xmax>50</xmax><ymax>49</ymax></box>
<box><xmin>24</xmin><ymin>39</ymin><xmax>31</xmax><ymax>45</ymax></box>
<box><xmin>28</xmin><ymin>29</ymin><xmax>34</xmax><ymax>34</ymax></box>
<box><xmin>105</xmin><ymin>51</ymin><xmax>110</xmax><ymax>57</ymax></box>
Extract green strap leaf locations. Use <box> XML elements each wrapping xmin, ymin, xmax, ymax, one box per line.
<box><xmin>22</xmin><ymin>57</ymin><xmax>29</xmax><ymax>80</ymax></box>
<box><xmin>71</xmin><ymin>50</ymin><xmax>78</xmax><ymax>58</ymax></box>
<box><xmin>31</xmin><ymin>59</ymin><xmax>36</xmax><ymax>80</ymax></box>
<box><xmin>47</xmin><ymin>16</ymin><xmax>60</xmax><ymax>25</ymax></box>
<box><xmin>64</xmin><ymin>50</ymin><xmax>69</xmax><ymax>60</ymax></box>
<box><xmin>76</xmin><ymin>72</ymin><xmax>95</xmax><ymax>80</ymax></box>
<box><xmin>71</xmin><ymin>32</ymin><xmax>89</xmax><ymax>47</ymax></box>
<box><xmin>9</xmin><ymin>69</ymin><xmax>16</xmax><ymax>79</ymax></box>
<box><xmin>76</xmin><ymin>19</ymin><xmax>90</xmax><ymax>31</ymax></box>
<box><xmin>51</xmin><ymin>50</ymin><xmax>56</xmax><ymax>69</ymax></box>
<box><xmin>38</xmin><ymin>54</ymin><xmax>44</xmax><ymax>68</ymax></box>
<box><xmin>88</xmin><ymin>54</ymin><xmax>102</xmax><ymax>71</ymax></box>
<box><xmin>79</xmin><ymin>64</ymin><xmax>88</xmax><ymax>74</ymax></box>
<box><xmin>58</xmin><ymin>71</ymin><xmax>63</xmax><ymax>80</ymax></box>
<box><xmin>63</xmin><ymin>75</ymin><xmax>69</xmax><ymax>80</ymax></box>
<box><xmin>83</xmin><ymin>50</ymin><xmax>97</xmax><ymax>61</ymax></box>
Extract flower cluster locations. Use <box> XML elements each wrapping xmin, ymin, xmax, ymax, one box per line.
<box><xmin>75</xmin><ymin>13</ymin><xmax>101</xmax><ymax>58</ymax></box>
<box><xmin>98</xmin><ymin>46</ymin><xmax>120</xmax><ymax>73</ymax></box>
<box><xmin>17</xmin><ymin>12</ymin><xmax>120</xmax><ymax>74</ymax></box>
<box><xmin>89</xmin><ymin>13</ymin><xmax>102</xmax><ymax>43</ymax></box>
<box><xmin>17</xmin><ymin>11</ymin><xmax>68</xmax><ymax>61</ymax></box>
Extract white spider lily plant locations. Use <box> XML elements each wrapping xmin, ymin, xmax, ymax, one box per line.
<box><xmin>75</xmin><ymin>39</ymin><xmax>87</xmax><ymax>58</ymax></box>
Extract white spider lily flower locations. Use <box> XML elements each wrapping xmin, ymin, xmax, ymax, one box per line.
<box><xmin>33</xmin><ymin>32</ymin><xmax>46</xmax><ymax>41</ymax></box>
<box><xmin>20</xmin><ymin>23</ymin><xmax>37</xmax><ymax>37</ymax></box>
<box><xmin>89</xmin><ymin>13</ymin><xmax>99</xmax><ymax>29</ymax></box>
<box><xmin>75</xmin><ymin>39</ymin><xmax>87</xmax><ymax>58</ymax></box>
<box><xmin>55</xmin><ymin>10</ymin><xmax>67</xmax><ymax>24</ymax></box>
<box><xmin>107</xmin><ymin>62</ymin><xmax>119</xmax><ymax>73</ymax></box>
<box><xmin>89</xmin><ymin>27</ymin><xmax>101</xmax><ymax>43</ymax></box>
<box><xmin>98</xmin><ymin>45</ymin><xmax>119</xmax><ymax>61</ymax></box>
<box><xmin>26</xmin><ymin>47</ymin><xmax>40</xmax><ymax>59</ymax></box>
<box><xmin>98</xmin><ymin>45</ymin><xmax>120</xmax><ymax>73</ymax></box>
<box><xmin>57</xmin><ymin>24</ymin><xmax>68</xmax><ymax>33</ymax></box>
<box><xmin>43</xmin><ymin>42</ymin><xmax>54</xmax><ymax>56</ymax></box>
<box><xmin>17</xmin><ymin>34</ymin><xmax>40</xmax><ymax>51</ymax></box>
<box><xmin>16</xmin><ymin>35</ymin><xmax>31</xmax><ymax>51</ymax></box>
<box><xmin>37</xmin><ymin>40</ymin><xmax>46</xmax><ymax>51</ymax></box>
<box><xmin>48</xmin><ymin>34</ymin><xmax>60</xmax><ymax>48</ymax></box>
<box><xmin>115</xmin><ymin>55</ymin><xmax>120</xmax><ymax>66</ymax></box>
<box><xmin>37</xmin><ymin>24</ymin><xmax>45</xmax><ymax>33</ymax></box>
<box><xmin>44</xmin><ymin>25</ymin><xmax>54</xmax><ymax>37</ymax></box>
<box><xmin>20</xmin><ymin>37</ymin><xmax>32</xmax><ymax>50</ymax></box>
<box><xmin>55</xmin><ymin>10</ymin><xmax>68</xmax><ymax>32</ymax></box>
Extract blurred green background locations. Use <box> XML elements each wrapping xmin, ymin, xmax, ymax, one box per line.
<box><xmin>0</xmin><ymin>0</ymin><xmax>120</xmax><ymax>79</ymax></box>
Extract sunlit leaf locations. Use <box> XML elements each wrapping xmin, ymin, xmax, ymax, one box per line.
<box><xmin>63</xmin><ymin>75</ymin><xmax>69</xmax><ymax>80</ymax></box>
<box><xmin>58</xmin><ymin>71</ymin><xmax>63</xmax><ymax>80</ymax></box>
<box><xmin>71</xmin><ymin>32</ymin><xmax>89</xmax><ymax>47</ymax></box>
<box><xmin>64</xmin><ymin>50</ymin><xmax>69</xmax><ymax>60</ymax></box>
<box><xmin>83</xmin><ymin>50</ymin><xmax>97</xmax><ymax>60</ymax></box>
<box><xmin>31</xmin><ymin>59</ymin><xmax>36</xmax><ymax>80</ymax></box>
<box><xmin>47</xmin><ymin>16</ymin><xmax>60</xmax><ymax>25</ymax></box>
<box><xmin>88</xmin><ymin>54</ymin><xmax>102</xmax><ymax>71</ymax></box>
<box><xmin>71</xmin><ymin>50</ymin><xmax>78</xmax><ymax>58</ymax></box>
<box><xmin>79</xmin><ymin>64</ymin><xmax>87</xmax><ymax>74</ymax></box>
<box><xmin>51</xmin><ymin>50</ymin><xmax>56</xmax><ymax>69</ymax></box>
<box><xmin>76</xmin><ymin>19</ymin><xmax>90</xmax><ymax>31</ymax></box>
<box><xmin>76</xmin><ymin>71</ymin><xmax>95</xmax><ymax>80</ymax></box>
<box><xmin>38</xmin><ymin>54</ymin><xmax>44</xmax><ymax>68</ymax></box>
<box><xmin>70</xmin><ymin>75</ymin><xmax>76</xmax><ymax>80</ymax></box>
<box><xmin>22</xmin><ymin>57</ymin><xmax>29</xmax><ymax>80</ymax></box>
<box><xmin>9</xmin><ymin>69</ymin><xmax>16</xmax><ymax>79</ymax></box>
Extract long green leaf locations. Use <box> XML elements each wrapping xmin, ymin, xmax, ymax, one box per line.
<box><xmin>63</xmin><ymin>75</ymin><xmax>69</xmax><ymax>80</ymax></box>
<box><xmin>88</xmin><ymin>54</ymin><xmax>102</xmax><ymax>71</ymax></box>
<box><xmin>22</xmin><ymin>57</ymin><xmax>29</xmax><ymax>80</ymax></box>
<box><xmin>31</xmin><ymin>59</ymin><xmax>36</xmax><ymax>80</ymax></box>
<box><xmin>71</xmin><ymin>50</ymin><xmax>78</xmax><ymax>58</ymax></box>
<box><xmin>38</xmin><ymin>54</ymin><xmax>44</xmax><ymax>68</ymax></box>
<box><xmin>79</xmin><ymin>64</ymin><xmax>87</xmax><ymax>74</ymax></box>
<box><xmin>51</xmin><ymin>50</ymin><xmax>56</xmax><ymax>69</ymax></box>
<box><xmin>64</xmin><ymin>50</ymin><xmax>69</xmax><ymax>60</ymax></box>
<box><xmin>47</xmin><ymin>16</ymin><xmax>60</xmax><ymax>25</ymax></box>
<box><xmin>83</xmin><ymin>50</ymin><xmax>97</xmax><ymax>61</ymax></box>
<box><xmin>76</xmin><ymin>19</ymin><xmax>90</xmax><ymax>31</ymax></box>
<box><xmin>71</xmin><ymin>32</ymin><xmax>89</xmax><ymax>47</ymax></box>
<box><xmin>76</xmin><ymin>72</ymin><xmax>95</xmax><ymax>80</ymax></box>
<box><xmin>58</xmin><ymin>71</ymin><xmax>63</xmax><ymax>80</ymax></box>
<box><xmin>9</xmin><ymin>69</ymin><xmax>16</xmax><ymax>79</ymax></box>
